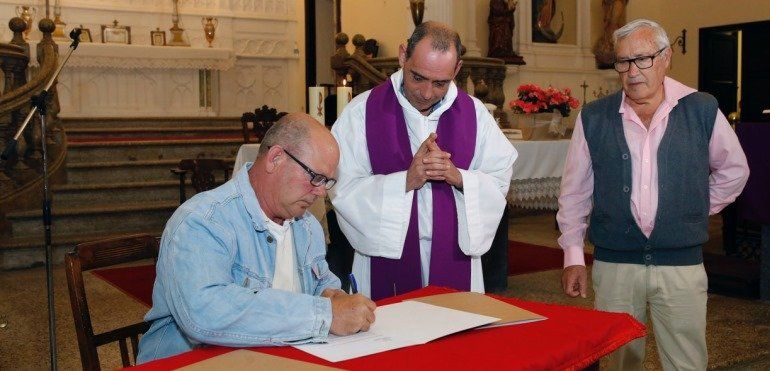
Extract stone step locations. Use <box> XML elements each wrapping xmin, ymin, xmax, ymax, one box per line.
<box><xmin>66</xmin><ymin>125</ymin><xmax>243</xmax><ymax>140</ymax></box>
<box><xmin>6</xmin><ymin>201</ymin><xmax>178</xmax><ymax>238</ymax></box>
<box><xmin>65</xmin><ymin>158</ymin><xmax>235</xmax><ymax>184</ymax></box>
<box><xmin>2</xmin><ymin>117</ymin><xmax>246</xmax><ymax>270</ymax></box>
<box><xmin>51</xmin><ymin>180</ymin><xmax>192</xmax><ymax>208</ymax></box>
<box><xmin>62</xmin><ymin>117</ymin><xmax>241</xmax><ymax>129</ymax></box>
<box><xmin>66</xmin><ymin>138</ymin><xmax>241</xmax><ymax>162</ymax></box>
<box><xmin>0</xmin><ymin>229</ymin><xmax>163</xmax><ymax>269</ymax></box>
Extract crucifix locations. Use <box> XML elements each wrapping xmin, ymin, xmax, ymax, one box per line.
<box><xmin>580</xmin><ymin>80</ymin><xmax>589</xmax><ymax>106</ymax></box>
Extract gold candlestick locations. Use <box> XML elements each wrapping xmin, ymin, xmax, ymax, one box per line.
<box><xmin>52</xmin><ymin>0</ymin><xmax>67</xmax><ymax>40</ymax></box>
<box><xmin>16</xmin><ymin>6</ymin><xmax>37</xmax><ymax>40</ymax></box>
<box><xmin>167</xmin><ymin>0</ymin><xmax>190</xmax><ymax>46</ymax></box>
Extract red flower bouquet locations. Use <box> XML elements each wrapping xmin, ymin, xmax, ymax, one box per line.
<box><xmin>509</xmin><ymin>84</ymin><xmax>580</xmax><ymax>117</ymax></box>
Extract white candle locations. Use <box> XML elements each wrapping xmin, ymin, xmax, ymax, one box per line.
<box><xmin>336</xmin><ymin>83</ymin><xmax>352</xmax><ymax>117</ymax></box>
<box><xmin>308</xmin><ymin>86</ymin><xmax>326</xmax><ymax>124</ymax></box>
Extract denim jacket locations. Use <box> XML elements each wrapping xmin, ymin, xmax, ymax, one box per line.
<box><xmin>137</xmin><ymin>163</ymin><xmax>340</xmax><ymax>363</ymax></box>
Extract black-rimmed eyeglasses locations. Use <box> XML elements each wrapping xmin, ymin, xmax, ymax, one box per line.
<box><xmin>613</xmin><ymin>47</ymin><xmax>667</xmax><ymax>73</ymax></box>
<box><xmin>281</xmin><ymin>148</ymin><xmax>337</xmax><ymax>190</ymax></box>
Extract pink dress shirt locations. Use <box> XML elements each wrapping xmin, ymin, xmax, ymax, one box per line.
<box><xmin>557</xmin><ymin>77</ymin><xmax>749</xmax><ymax>267</ymax></box>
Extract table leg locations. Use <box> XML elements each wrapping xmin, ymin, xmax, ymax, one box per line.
<box><xmin>482</xmin><ymin>206</ymin><xmax>509</xmax><ymax>293</ymax></box>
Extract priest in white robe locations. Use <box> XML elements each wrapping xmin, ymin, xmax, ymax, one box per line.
<box><xmin>330</xmin><ymin>22</ymin><xmax>516</xmax><ymax>300</ymax></box>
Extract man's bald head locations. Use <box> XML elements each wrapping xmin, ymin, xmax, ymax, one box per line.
<box><xmin>251</xmin><ymin>113</ymin><xmax>339</xmax><ymax>224</ymax></box>
<box><xmin>258</xmin><ymin>113</ymin><xmax>337</xmax><ymax>158</ymax></box>
<box><xmin>405</xmin><ymin>21</ymin><xmax>463</xmax><ymax>63</ymax></box>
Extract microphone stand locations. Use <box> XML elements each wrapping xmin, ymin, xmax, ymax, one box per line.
<box><xmin>1</xmin><ymin>27</ymin><xmax>82</xmax><ymax>371</ymax></box>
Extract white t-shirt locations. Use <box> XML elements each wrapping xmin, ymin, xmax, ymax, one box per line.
<box><xmin>264</xmin><ymin>216</ymin><xmax>301</xmax><ymax>293</ymax></box>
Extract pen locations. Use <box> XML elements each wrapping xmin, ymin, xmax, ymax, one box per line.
<box><xmin>348</xmin><ymin>273</ymin><xmax>359</xmax><ymax>294</ymax></box>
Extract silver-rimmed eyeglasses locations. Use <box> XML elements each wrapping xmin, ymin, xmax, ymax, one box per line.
<box><xmin>614</xmin><ymin>47</ymin><xmax>667</xmax><ymax>73</ymax></box>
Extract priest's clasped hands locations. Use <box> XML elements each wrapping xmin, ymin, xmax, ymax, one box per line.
<box><xmin>406</xmin><ymin>132</ymin><xmax>463</xmax><ymax>192</ymax></box>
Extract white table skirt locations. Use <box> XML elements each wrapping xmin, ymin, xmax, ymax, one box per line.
<box><xmin>233</xmin><ymin>144</ymin><xmax>330</xmax><ymax>242</ymax></box>
<box><xmin>507</xmin><ymin>139</ymin><xmax>570</xmax><ymax>210</ymax></box>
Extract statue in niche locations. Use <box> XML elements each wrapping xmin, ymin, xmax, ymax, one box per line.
<box><xmin>593</xmin><ymin>0</ymin><xmax>629</xmax><ymax>69</ymax></box>
<box><xmin>532</xmin><ymin>0</ymin><xmax>564</xmax><ymax>43</ymax></box>
<box><xmin>487</xmin><ymin>0</ymin><xmax>524</xmax><ymax>64</ymax></box>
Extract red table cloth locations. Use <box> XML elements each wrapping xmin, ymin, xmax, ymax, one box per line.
<box><xmin>130</xmin><ymin>286</ymin><xmax>645</xmax><ymax>370</ymax></box>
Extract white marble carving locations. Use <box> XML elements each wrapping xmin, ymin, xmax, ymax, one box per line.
<box><xmin>0</xmin><ymin>0</ymin><xmax>300</xmax><ymax>118</ymax></box>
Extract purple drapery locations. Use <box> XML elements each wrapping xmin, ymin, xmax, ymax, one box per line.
<box><xmin>736</xmin><ymin>122</ymin><xmax>770</xmax><ymax>224</ymax></box>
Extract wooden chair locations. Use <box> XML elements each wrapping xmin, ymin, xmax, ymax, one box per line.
<box><xmin>171</xmin><ymin>158</ymin><xmax>233</xmax><ymax>204</ymax></box>
<box><xmin>64</xmin><ymin>234</ymin><xmax>160</xmax><ymax>370</ymax></box>
<box><xmin>240</xmin><ymin>105</ymin><xmax>287</xmax><ymax>143</ymax></box>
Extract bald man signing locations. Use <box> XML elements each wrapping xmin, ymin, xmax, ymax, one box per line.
<box><xmin>138</xmin><ymin>113</ymin><xmax>375</xmax><ymax>363</ymax></box>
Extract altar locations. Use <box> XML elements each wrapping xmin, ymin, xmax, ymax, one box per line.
<box><xmin>0</xmin><ymin>0</ymin><xmax>303</xmax><ymax>118</ymax></box>
<box><xmin>507</xmin><ymin>139</ymin><xmax>570</xmax><ymax>210</ymax></box>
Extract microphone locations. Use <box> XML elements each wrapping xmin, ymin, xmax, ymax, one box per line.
<box><xmin>69</xmin><ymin>28</ymin><xmax>82</xmax><ymax>50</ymax></box>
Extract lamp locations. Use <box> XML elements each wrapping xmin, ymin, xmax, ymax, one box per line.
<box><xmin>672</xmin><ymin>29</ymin><xmax>687</xmax><ymax>54</ymax></box>
<box><xmin>409</xmin><ymin>0</ymin><xmax>425</xmax><ymax>27</ymax></box>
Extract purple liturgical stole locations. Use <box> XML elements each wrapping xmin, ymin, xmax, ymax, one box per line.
<box><xmin>365</xmin><ymin>79</ymin><xmax>477</xmax><ymax>300</ymax></box>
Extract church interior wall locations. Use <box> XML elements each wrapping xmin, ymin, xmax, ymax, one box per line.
<box><xmin>314</xmin><ymin>0</ymin><xmax>335</xmax><ymax>86</ymax></box>
<box><xmin>3</xmin><ymin>0</ymin><xmax>768</xmax><ymax>119</ymax></box>
<box><xmin>627</xmin><ymin>0</ymin><xmax>770</xmax><ymax>88</ymax></box>
<box><xmin>0</xmin><ymin>0</ymin><xmax>307</xmax><ymax>118</ymax></box>
<box><xmin>340</xmin><ymin>0</ymin><xmax>414</xmax><ymax>58</ymax></box>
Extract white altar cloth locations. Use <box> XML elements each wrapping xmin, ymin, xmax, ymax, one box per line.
<box><xmin>507</xmin><ymin>139</ymin><xmax>570</xmax><ymax>210</ymax></box>
<box><xmin>29</xmin><ymin>41</ymin><xmax>235</xmax><ymax>70</ymax></box>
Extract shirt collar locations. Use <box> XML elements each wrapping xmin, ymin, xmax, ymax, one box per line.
<box><xmin>391</xmin><ymin>68</ymin><xmax>457</xmax><ymax>118</ymax></box>
<box><xmin>618</xmin><ymin>76</ymin><xmax>697</xmax><ymax>114</ymax></box>
<box><xmin>235</xmin><ymin>162</ymin><xmax>294</xmax><ymax>232</ymax></box>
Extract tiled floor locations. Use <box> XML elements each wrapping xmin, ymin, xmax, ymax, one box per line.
<box><xmin>0</xmin><ymin>211</ymin><xmax>768</xmax><ymax>369</ymax></box>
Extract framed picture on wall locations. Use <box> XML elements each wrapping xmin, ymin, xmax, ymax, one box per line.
<box><xmin>78</xmin><ymin>25</ymin><xmax>92</xmax><ymax>43</ymax></box>
<box><xmin>150</xmin><ymin>28</ymin><xmax>166</xmax><ymax>46</ymax></box>
<box><xmin>101</xmin><ymin>20</ymin><xmax>131</xmax><ymax>44</ymax></box>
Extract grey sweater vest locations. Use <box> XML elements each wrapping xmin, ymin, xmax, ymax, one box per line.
<box><xmin>581</xmin><ymin>90</ymin><xmax>717</xmax><ymax>265</ymax></box>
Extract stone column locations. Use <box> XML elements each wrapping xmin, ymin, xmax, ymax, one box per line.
<box><xmin>463</xmin><ymin>0</ymin><xmax>481</xmax><ymax>57</ymax></box>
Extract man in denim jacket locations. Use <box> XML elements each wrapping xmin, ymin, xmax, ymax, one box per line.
<box><xmin>138</xmin><ymin>113</ymin><xmax>376</xmax><ymax>363</ymax></box>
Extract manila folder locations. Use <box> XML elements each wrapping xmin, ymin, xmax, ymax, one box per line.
<box><xmin>411</xmin><ymin>292</ymin><xmax>546</xmax><ymax>328</ymax></box>
<box><xmin>177</xmin><ymin>349</ymin><xmax>342</xmax><ymax>371</ymax></box>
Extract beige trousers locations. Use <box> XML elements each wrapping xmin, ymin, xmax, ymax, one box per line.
<box><xmin>592</xmin><ymin>261</ymin><xmax>708</xmax><ymax>371</ymax></box>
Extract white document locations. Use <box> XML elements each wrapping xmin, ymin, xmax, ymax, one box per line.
<box><xmin>294</xmin><ymin>301</ymin><xmax>499</xmax><ymax>362</ymax></box>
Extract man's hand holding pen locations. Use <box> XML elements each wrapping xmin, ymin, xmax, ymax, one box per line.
<box><xmin>322</xmin><ymin>278</ymin><xmax>376</xmax><ymax>335</ymax></box>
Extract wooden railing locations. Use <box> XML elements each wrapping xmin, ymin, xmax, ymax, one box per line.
<box><xmin>0</xmin><ymin>18</ymin><xmax>66</xmax><ymax>219</ymax></box>
<box><xmin>330</xmin><ymin>32</ymin><xmax>510</xmax><ymax>125</ymax></box>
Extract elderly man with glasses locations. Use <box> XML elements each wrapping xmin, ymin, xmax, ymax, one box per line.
<box><xmin>557</xmin><ymin>19</ymin><xmax>749</xmax><ymax>370</ymax></box>
<box><xmin>137</xmin><ymin>113</ymin><xmax>376</xmax><ymax>363</ymax></box>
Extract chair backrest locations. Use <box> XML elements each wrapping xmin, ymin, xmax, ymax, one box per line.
<box><xmin>240</xmin><ymin>105</ymin><xmax>288</xmax><ymax>143</ymax></box>
<box><xmin>171</xmin><ymin>158</ymin><xmax>233</xmax><ymax>204</ymax></box>
<box><xmin>65</xmin><ymin>234</ymin><xmax>160</xmax><ymax>370</ymax></box>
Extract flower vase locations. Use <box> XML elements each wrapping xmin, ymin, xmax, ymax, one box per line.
<box><xmin>514</xmin><ymin>112</ymin><xmax>555</xmax><ymax>140</ymax></box>
<box><xmin>202</xmin><ymin>17</ymin><xmax>218</xmax><ymax>48</ymax></box>
<box><xmin>547</xmin><ymin>111</ymin><xmax>567</xmax><ymax>137</ymax></box>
